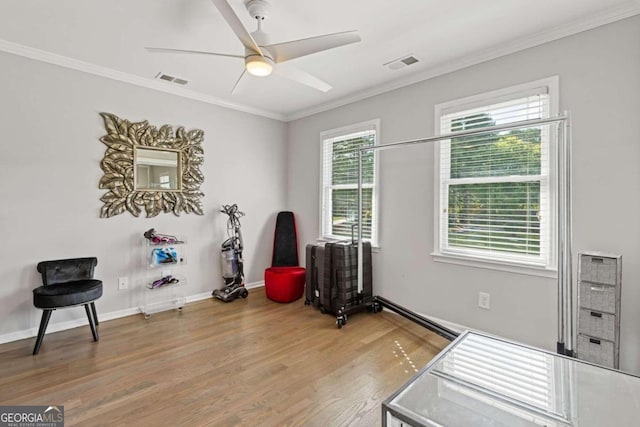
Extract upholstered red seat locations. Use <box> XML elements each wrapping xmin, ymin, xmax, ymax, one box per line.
<box><xmin>264</xmin><ymin>211</ymin><xmax>305</xmax><ymax>303</ymax></box>
<box><xmin>264</xmin><ymin>267</ymin><xmax>305</xmax><ymax>302</ymax></box>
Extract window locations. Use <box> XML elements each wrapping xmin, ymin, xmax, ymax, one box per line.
<box><xmin>434</xmin><ymin>78</ymin><xmax>558</xmax><ymax>271</ymax></box>
<box><xmin>321</xmin><ymin>119</ymin><xmax>379</xmax><ymax>245</ymax></box>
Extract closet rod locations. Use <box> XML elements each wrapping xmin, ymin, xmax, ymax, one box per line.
<box><xmin>362</xmin><ymin>114</ymin><xmax>569</xmax><ymax>153</ymax></box>
<box><xmin>356</xmin><ymin>114</ymin><xmax>572</xmax><ymax>353</ymax></box>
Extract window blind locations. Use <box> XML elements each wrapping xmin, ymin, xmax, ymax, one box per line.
<box><xmin>439</xmin><ymin>91</ymin><xmax>552</xmax><ymax>265</ymax></box>
<box><xmin>321</xmin><ymin>122</ymin><xmax>377</xmax><ymax>243</ymax></box>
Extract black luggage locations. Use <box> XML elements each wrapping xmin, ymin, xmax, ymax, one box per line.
<box><xmin>304</xmin><ymin>244</ymin><xmax>325</xmax><ymax>307</ymax></box>
<box><xmin>323</xmin><ymin>241</ymin><xmax>374</xmax><ymax>327</ymax></box>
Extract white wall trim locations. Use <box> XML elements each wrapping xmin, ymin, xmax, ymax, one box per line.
<box><xmin>245</xmin><ymin>280</ymin><xmax>265</xmax><ymax>290</ymax></box>
<box><xmin>185</xmin><ymin>292</ymin><xmax>215</xmax><ymax>304</ymax></box>
<box><xmin>416</xmin><ymin>313</ymin><xmax>469</xmax><ymax>336</ymax></box>
<box><xmin>0</xmin><ymin>306</ymin><xmax>141</xmax><ymax>346</ymax></box>
<box><xmin>1</xmin><ymin>5</ymin><xmax>637</xmax><ymax>124</ymax></box>
<box><xmin>0</xmin><ymin>280</ymin><xmax>266</xmax><ymax>345</ymax></box>
<box><xmin>285</xmin><ymin>2</ymin><xmax>640</xmax><ymax>121</ymax></box>
<box><xmin>0</xmin><ymin>39</ymin><xmax>286</xmax><ymax>122</ymax></box>
<box><xmin>385</xmin><ymin>307</ymin><xmax>471</xmax><ymax>335</ymax></box>
<box><xmin>431</xmin><ymin>252</ymin><xmax>558</xmax><ymax>279</ymax></box>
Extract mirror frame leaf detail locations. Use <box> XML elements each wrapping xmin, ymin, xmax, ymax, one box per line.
<box><xmin>98</xmin><ymin>112</ymin><xmax>205</xmax><ymax>218</ymax></box>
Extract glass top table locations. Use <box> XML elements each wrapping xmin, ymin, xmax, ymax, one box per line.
<box><xmin>383</xmin><ymin>330</ymin><xmax>640</xmax><ymax>426</ymax></box>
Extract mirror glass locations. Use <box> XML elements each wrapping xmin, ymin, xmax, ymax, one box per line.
<box><xmin>134</xmin><ymin>147</ymin><xmax>181</xmax><ymax>191</ymax></box>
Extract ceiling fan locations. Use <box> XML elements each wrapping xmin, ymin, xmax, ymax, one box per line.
<box><xmin>146</xmin><ymin>0</ymin><xmax>361</xmax><ymax>93</ymax></box>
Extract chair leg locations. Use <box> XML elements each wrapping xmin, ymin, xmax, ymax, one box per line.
<box><xmin>84</xmin><ymin>304</ymin><xmax>99</xmax><ymax>342</ymax></box>
<box><xmin>90</xmin><ymin>302</ymin><xmax>99</xmax><ymax>326</ymax></box>
<box><xmin>33</xmin><ymin>310</ymin><xmax>53</xmax><ymax>355</ymax></box>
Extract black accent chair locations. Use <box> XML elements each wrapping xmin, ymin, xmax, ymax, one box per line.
<box><xmin>32</xmin><ymin>257</ymin><xmax>103</xmax><ymax>355</ymax></box>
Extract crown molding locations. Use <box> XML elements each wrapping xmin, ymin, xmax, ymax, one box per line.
<box><xmin>1</xmin><ymin>1</ymin><xmax>638</xmax><ymax>124</ymax></box>
<box><xmin>285</xmin><ymin>2</ymin><xmax>640</xmax><ymax>122</ymax></box>
<box><xmin>0</xmin><ymin>39</ymin><xmax>286</xmax><ymax>122</ymax></box>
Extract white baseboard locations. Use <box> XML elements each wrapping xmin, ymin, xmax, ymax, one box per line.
<box><xmin>0</xmin><ymin>306</ymin><xmax>141</xmax><ymax>345</ymax></box>
<box><xmin>0</xmin><ymin>280</ymin><xmax>266</xmax><ymax>345</ymax></box>
<box><xmin>417</xmin><ymin>313</ymin><xmax>470</xmax><ymax>335</ymax></box>
<box><xmin>384</xmin><ymin>306</ymin><xmax>471</xmax><ymax>335</ymax></box>
<box><xmin>245</xmin><ymin>280</ymin><xmax>264</xmax><ymax>290</ymax></box>
<box><xmin>185</xmin><ymin>292</ymin><xmax>214</xmax><ymax>303</ymax></box>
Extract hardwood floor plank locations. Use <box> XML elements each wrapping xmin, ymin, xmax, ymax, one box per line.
<box><xmin>0</xmin><ymin>289</ymin><xmax>449</xmax><ymax>426</ymax></box>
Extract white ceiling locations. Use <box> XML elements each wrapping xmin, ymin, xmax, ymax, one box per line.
<box><xmin>1</xmin><ymin>0</ymin><xmax>639</xmax><ymax>121</ymax></box>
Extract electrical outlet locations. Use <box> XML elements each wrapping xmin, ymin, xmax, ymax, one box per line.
<box><xmin>118</xmin><ymin>277</ymin><xmax>129</xmax><ymax>291</ymax></box>
<box><xmin>478</xmin><ymin>292</ymin><xmax>490</xmax><ymax>310</ymax></box>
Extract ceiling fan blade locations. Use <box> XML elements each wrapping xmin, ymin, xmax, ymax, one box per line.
<box><xmin>231</xmin><ymin>70</ymin><xmax>250</xmax><ymax>94</ymax></box>
<box><xmin>210</xmin><ymin>0</ymin><xmax>263</xmax><ymax>56</ymax></box>
<box><xmin>145</xmin><ymin>47</ymin><xmax>244</xmax><ymax>59</ymax></box>
<box><xmin>265</xmin><ymin>31</ymin><xmax>361</xmax><ymax>63</ymax></box>
<box><xmin>274</xmin><ymin>65</ymin><xmax>332</xmax><ymax>93</ymax></box>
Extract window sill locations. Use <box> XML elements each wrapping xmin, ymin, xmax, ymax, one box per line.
<box><xmin>431</xmin><ymin>251</ymin><xmax>557</xmax><ymax>278</ymax></box>
<box><xmin>316</xmin><ymin>238</ymin><xmax>380</xmax><ymax>253</ymax></box>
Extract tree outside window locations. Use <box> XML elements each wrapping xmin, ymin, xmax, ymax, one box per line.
<box><xmin>321</xmin><ymin>121</ymin><xmax>378</xmax><ymax>244</ymax></box>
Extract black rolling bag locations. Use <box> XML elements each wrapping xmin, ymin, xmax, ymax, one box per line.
<box><xmin>323</xmin><ymin>241</ymin><xmax>375</xmax><ymax>327</ymax></box>
<box><xmin>304</xmin><ymin>244</ymin><xmax>325</xmax><ymax>307</ymax></box>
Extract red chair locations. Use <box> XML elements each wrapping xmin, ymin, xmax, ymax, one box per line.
<box><xmin>264</xmin><ymin>212</ymin><xmax>305</xmax><ymax>303</ymax></box>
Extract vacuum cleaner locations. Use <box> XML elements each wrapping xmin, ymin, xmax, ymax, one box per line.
<box><xmin>213</xmin><ymin>204</ymin><xmax>249</xmax><ymax>302</ymax></box>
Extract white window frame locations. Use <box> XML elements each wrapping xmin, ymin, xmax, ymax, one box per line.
<box><xmin>319</xmin><ymin>119</ymin><xmax>380</xmax><ymax>247</ymax></box>
<box><xmin>432</xmin><ymin>77</ymin><xmax>559</xmax><ymax>277</ymax></box>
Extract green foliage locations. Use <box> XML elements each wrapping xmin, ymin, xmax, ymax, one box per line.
<box><xmin>447</xmin><ymin>115</ymin><xmax>543</xmax><ymax>255</ymax></box>
<box><xmin>329</xmin><ymin>134</ymin><xmax>375</xmax><ymax>239</ymax></box>
<box><xmin>331</xmin><ymin>135</ymin><xmax>375</xmax><ymax>185</ymax></box>
<box><xmin>448</xmin><ymin>182</ymin><xmax>540</xmax><ymax>254</ymax></box>
<box><xmin>332</xmin><ymin>188</ymin><xmax>373</xmax><ymax>239</ymax></box>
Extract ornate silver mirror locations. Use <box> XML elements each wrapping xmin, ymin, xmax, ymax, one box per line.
<box><xmin>98</xmin><ymin>113</ymin><xmax>204</xmax><ymax>218</ymax></box>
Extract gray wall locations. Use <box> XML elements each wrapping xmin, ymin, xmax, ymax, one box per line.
<box><xmin>2</xmin><ymin>14</ymin><xmax>639</xmax><ymax>373</ymax></box>
<box><xmin>0</xmin><ymin>51</ymin><xmax>287</xmax><ymax>339</ymax></box>
<box><xmin>287</xmin><ymin>16</ymin><xmax>640</xmax><ymax>372</ymax></box>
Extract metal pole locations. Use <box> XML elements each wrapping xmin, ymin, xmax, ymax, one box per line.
<box><xmin>564</xmin><ymin>112</ymin><xmax>574</xmax><ymax>356</ymax></box>
<box><xmin>557</xmin><ymin>120</ymin><xmax>566</xmax><ymax>355</ymax></box>
<box><xmin>361</xmin><ymin>115</ymin><xmax>569</xmax><ymax>154</ymax></box>
<box><xmin>357</xmin><ymin>150</ymin><xmax>363</xmax><ymax>294</ymax></box>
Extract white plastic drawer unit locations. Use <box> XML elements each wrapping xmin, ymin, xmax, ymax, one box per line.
<box><xmin>578</xmin><ymin>281</ymin><xmax>616</xmax><ymax>314</ymax></box>
<box><xmin>577</xmin><ymin>334</ymin><xmax>615</xmax><ymax>369</ymax></box>
<box><xmin>576</xmin><ymin>252</ymin><xmax>621</xmax><ymax>369</ymax></box>
<box><xmin>579</xmin><ymin>254</ymin><xmax>618</xmax><ymax>285</ymax></box>
<box><xmin>578</xmin><ymin>308</ymin><xmax>616</xmax><ymax>341</ymax></box>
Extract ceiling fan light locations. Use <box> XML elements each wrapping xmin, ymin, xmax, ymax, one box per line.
<box><xmin>246</xmin><ymin>55</ymin><xmax>273</xmax><ymax>77</ymax></box>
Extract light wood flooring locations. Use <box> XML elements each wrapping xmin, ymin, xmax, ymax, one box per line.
<box><xmin>0</xmin><ymin>288</ymin><xmax>449</xmax><ymax>426</ymax></box>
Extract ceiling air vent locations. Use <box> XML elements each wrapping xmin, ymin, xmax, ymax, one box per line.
<box><xmin>384</xmin><ymin>54</ymin><xmax>420</xmax><ymax>70</ymax></box>
<box><xmin>155</xmin><ymin>72</ymin><xmax>188</xmax><ymax>85</ymax></box>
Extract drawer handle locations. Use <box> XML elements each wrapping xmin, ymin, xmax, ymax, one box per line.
<box><xmin>590</xmin><ymin>311</ymin><xmax>602</xmax><ymax>318</ymax></box>
<box><xmin>591</xmin><ymin>257</ymin><xmax>604</xmax><ymax>264</ymax></box>
<box><xmin>590</xmin><ymin>285</ymin><xmax>606</xmax><ymax>292</ymax></box>
<box><xmin>589</xmin><ymin>338</ymin><xmax>601</xmax><ymax>345</ymax></box>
